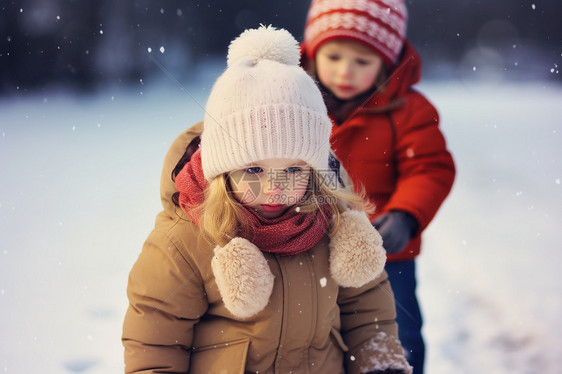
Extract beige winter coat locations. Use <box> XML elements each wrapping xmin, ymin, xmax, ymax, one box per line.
<box><xmin>122</xmin><ymin>122</ymin><xmax>411</xmax><ymax>374</ymax></box>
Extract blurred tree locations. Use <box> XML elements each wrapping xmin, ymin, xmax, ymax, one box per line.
<box><xmin>406</xmin><ymin>0</ymin><xmax>562</xmax><ymax>80</ymax></box>
<box><xmin>0</xmin><ymin>0</ymin><xmax>560</xmax><ymax>94</ymax></box>
<box><xmin>0</xmin><ymin>0</ymin><xmax>101</xmax><ymax>92</ymax></box>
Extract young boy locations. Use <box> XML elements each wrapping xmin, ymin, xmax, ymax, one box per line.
<box><xmin>301</xmin><ymin>1</ymin><xmax>456</xmax><ymax>373</ymax></box>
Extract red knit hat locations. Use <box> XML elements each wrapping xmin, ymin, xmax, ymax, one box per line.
<box><xmin>303</xmin><ymin>0</ymin><xmax>408</xmax><ymax>66</ymax></box>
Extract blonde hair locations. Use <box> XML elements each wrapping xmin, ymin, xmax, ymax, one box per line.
<box><xmin>197</xmin><ymin>168</ymin><xmax>373</xmax><ymax>246</ymax></box>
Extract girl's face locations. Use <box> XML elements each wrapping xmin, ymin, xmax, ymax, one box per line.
<box><xmin>315</xmin><ymin>40</ymin><xmax>383</xmax><ymax>100</ymax></box>
<box><xmin>228</xmin><ymin>158</ymin><xmax>311</xmax><ymax>219</ymax></box>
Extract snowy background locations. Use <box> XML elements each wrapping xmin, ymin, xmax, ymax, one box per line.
<box><xmin>1</xmin><ymin>65</ymin><xmax>561</xmax><ymax>373</ymax></box>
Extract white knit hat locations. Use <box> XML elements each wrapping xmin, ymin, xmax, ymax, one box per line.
<box><xmin>201</xmin><ymin>25</ymin><xmax>333</xmax><ymax>181</ymax></box>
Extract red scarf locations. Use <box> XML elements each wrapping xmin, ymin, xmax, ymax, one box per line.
<box><xmin>175</xmin><ymin>149</ymin><xmax>331</xmax><ymax>256</ymax></box>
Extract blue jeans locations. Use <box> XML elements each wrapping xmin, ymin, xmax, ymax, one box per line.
<box><xmin>385</xmin><ymin>260</ymin><xmax>425</xmax><ymax>374</ymax></box>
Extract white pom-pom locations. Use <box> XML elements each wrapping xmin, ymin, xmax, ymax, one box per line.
<box><xmin>227</xmin><ymin>25</ymin><xmax>300</xmax><ymax>67</ymax></box>
<box><xmin>329</xmin><ymin>210</ymin><xmax>386</xmax><ymax>288</ymax></box>
<box><xmin>211</xmin><ymin>237</ymin><xmax>274</xmax><ymax>318</ymax></box>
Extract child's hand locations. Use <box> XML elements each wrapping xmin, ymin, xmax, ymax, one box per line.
<box><xmin>373</xmin><ymin>211</ymin><xmax>418</xmax><ymax>254</ymax></box>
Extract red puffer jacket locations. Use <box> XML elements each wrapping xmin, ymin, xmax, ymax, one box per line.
<box><xmin>303</xmin><ymin>41</ymin><xmax>456</xmax><ymax>261</ymax></box>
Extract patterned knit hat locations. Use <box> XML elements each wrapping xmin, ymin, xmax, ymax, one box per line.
<box><xmin>303</xmin><ymin>0</ymin><xmax>408</xmax><ymax>66</ymax></box>
<box><xmin>201</xmin><ymin>25</ymin><xmax>333</xmax><ymax>181</ymax></box>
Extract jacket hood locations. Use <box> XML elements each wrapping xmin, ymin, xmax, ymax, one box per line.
<box><xmin>160</xmin><ymin>122</ymin><xmax>203</xmax><ymax>220</ymax></box>
<box><xmin>365</xmin><ymin>40</ymin><xmax>421</xmax><ymax>109</ymax></box>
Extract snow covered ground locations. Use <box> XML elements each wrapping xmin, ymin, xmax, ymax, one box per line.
<box><xmin>417</xmin><ymin>81</ymin><xmax>562</xmax><ymax>373</ymax></box>
<box><xmin>1</xmin><ymin>75</ymin><xmax>561</xmax><ymax>373</ymax></box>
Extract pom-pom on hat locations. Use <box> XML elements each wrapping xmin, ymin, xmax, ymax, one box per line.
<box><xmin>201</xmin><ymin>25</ymin><xmax>333</xmax><ymax>181</ymax></box>
<box><xmin>303</xmin><ymin>0</ymin><xmax>408</xmax><ymax>66</ymax></box>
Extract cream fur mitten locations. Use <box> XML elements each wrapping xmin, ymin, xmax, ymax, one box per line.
<box><xmin>211</xmin><ymin>237</ymin><xmax>274</xmax><ymax>319</ymax></box>
<box><xmin>329</xmin><ymin>210</ymin><xmax>387</xmax><ymax>288</ymax></box>
<box><xmin>348</xmin><ymin>331</ymin><xmax>413</xmax><ymax>374</ymax></box>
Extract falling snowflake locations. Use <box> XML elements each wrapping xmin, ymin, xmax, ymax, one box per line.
<box><xmin>160</xmin><ymin>46</ymin><xmax>165</xmax><ymax>54</ymax></box>
<box><xmin>319</xmin><ymin>277</ymin><xmax>327</xmax><ymax>288</ymax></box>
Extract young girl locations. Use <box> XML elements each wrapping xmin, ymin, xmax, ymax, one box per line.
<box><xmin>122</xmin><ymin>26</ymin><xmax>412</xmax><ymax>374</ymax></box>
<box><xmin>302</xmin><ymin>1</ymin><xmax>456</xmax><ymax>373</ymax></box>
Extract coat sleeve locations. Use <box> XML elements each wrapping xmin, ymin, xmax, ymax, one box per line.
<box><xmin>338</xmin><ymin>271</ymin><xmax>412</xmax><ymax>374</ymax></box>
<box><xmin>122</xmin><ymin>229</ymin><xmax>208</xmax><ymax>373</ymax></box>
<box><xmin>384</xmin><ymin>91</ymin><xmax>455</xmax><ymax>233</ymax></box>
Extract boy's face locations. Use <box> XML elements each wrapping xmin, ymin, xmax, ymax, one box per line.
<box><xmin>228</xmin><ymin>158</ymin><xmax>311</xmax><ymax>219</ymax></box>
<box><xmin>315</xmin><ymin>40</ymin><xmax>383</xmax><ymax>100</ymax></box>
